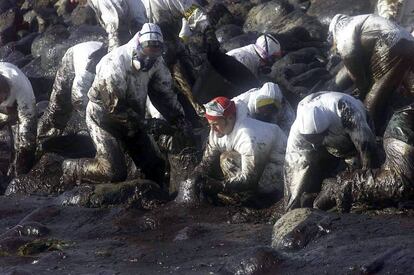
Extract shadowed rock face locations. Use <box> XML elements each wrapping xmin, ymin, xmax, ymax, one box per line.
<box><xmin>307</xmin><ymin>0</ymin><xmax>375</xmax><ymax>25</ymax></box>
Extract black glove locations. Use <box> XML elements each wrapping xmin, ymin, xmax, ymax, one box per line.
<box><xmin>175</xmin><ymin>118</ymin><xmax>193</xmax><ymax>139</ymax></box>
<box><xmin>200</xmin><ymin>175</ymin><xmax>225</xmax><ymax>195</ymax></box>
<box><xmin>203</xmin><ymin>26</ymin><xmax>220</xmax><ymax>54</ymax></box>
<box><xmin>142</xmin><ymin>118</ymin><xmax>175</xmax><ymax>136</ymax></box>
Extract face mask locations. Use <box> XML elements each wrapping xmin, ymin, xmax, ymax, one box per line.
<box><xmin>132</xmin><ymin>48</ymin><xmax>159</xmax><ymax>72</ymax></box>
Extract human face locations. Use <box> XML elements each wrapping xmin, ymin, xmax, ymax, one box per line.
<box><xmin>207</xmin><ymin>117</ymin><xmax>234</xmax><ymax>138</ymax></box>
<box><xmin>256</xmin><ymin>104</ymin><xmax>278</xmax><ymax>123</ymax></box>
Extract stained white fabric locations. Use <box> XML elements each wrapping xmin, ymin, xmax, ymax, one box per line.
<box><xmin>227</xmin><ymin>44</ymin><xmax>261</xmax><ymax>78</ymax></box>
<box><xmin>330</xmin><ymin>14</ymin><xmax>414</xmax><ymax>59</ymax></box>
<box><xmin>142</xmin><ymin>0</ymin><xmax>209</xmax><ymax>33</ymax></box>
<box><xmin>88</xmin><ymin>32</ymin><xmax>184</xmax><ymax>122</ymax></box>
<box><xmin>232</xmin><ymin>82</ymin><xmax>295</xmax><ymax>135</ymax></box>
<box><xmin>87</xmin><ymin>0</ymin><xmax>147</xmax><ymax>50</ymax></box>
<box><xmin>254</xmin><ymin>34</ymin><xmax>281</xmax><ymax>60</ymax></box>
<box><xmin>200</xmin><ymin>105</ymin><xmax>287</xmax><ymax>193</ymax></box>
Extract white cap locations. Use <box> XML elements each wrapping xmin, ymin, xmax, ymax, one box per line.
<box><xmin>254</xmin><ymin>34</ymin><xmax>281</xmax><ymax>60</ymax></box>
<box><xmin>297</xmin><ymin>105</ymin><xmax>330</xmax><ymax>135</ymax></box>
<box><xmin>138</xmin><ymin>23</ymin><xmax>164</xmax><ymax>45</ymax></box>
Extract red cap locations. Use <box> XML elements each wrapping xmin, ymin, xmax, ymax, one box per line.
<box><xmin>204</xmin><ymin>96</ymin><xmax>236</xmax><ymax>121</ymax></box>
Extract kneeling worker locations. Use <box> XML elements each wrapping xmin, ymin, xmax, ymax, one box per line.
<box><xmin>193</xmin><ymin>96</ymin><xmax>287</xmax><ymax>205</ymax></box>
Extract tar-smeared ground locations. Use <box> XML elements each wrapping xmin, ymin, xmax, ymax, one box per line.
<box><xmin>1</xmin><ymin>195</ymin><xmax>414</xmax><ymax>274</ymax></box>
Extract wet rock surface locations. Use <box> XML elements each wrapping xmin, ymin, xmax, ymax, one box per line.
<box><xmin>0</xmin><ymin>196</ymin><xmax>413</xmax><ymax>274</ymax></box>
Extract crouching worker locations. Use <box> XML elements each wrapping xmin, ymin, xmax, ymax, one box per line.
<box><xmin>0</xmin><ymin>62</ymin><xmax>36</xmax><ymax>176</ymax></box>
<box><xmin>61</xmin><ymin>23</ymin><xmax>189</xmax><ymax>185</ymax></box>
<box><xmin>227</xmin><ymin>34</ymin><xmax>282</xmax><ymax>79</ymax></box>
<box><xmin>233</xmin><ymin>82</ymin><xmax>295</xmax><ymax>135</ymax></box>
<box><xmin>192</xmin><ymin>96</ymin><xmax>287</xmax><ymax>206</ymax></box>
<box><xmin>329</xmin><ymin>13</ymin><xmax>414</xmax><ymax>132</ymax></box>
<box><xmin>37</xmin><ymin>41</ymin><xmax>107</xmax><ymax>141</ymax></box>
<box><xmin>285</xmin><ymin>92</ymin><xmax>377</xmax><ymax>211</ymax></box>
<box><xmin>315</xmin><ymin>104</ymin><xmax>414</xmax><ymax>212</ymax></box>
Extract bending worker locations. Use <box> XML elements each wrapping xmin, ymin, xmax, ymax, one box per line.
<box><xmin>61</xmin><ymin>23</ymin><xmax>188</xmax><ymax>185</ymax></box>
<box><xmin>0</xmin><ymin>62</ymin><xmax>36</xmax><ymax>176</ymax></box>
<box><xmin>285</xmin><ymin>91</ymin><xmax>377</xmax><ymax>211</ymax></box>
<box><xmin>227</xmin><ymin>34</ymin><xmax>282</xmax><ymax>79</ymax></box>
<box><xmin>329</xmin><ymin>13</ymin><xmax>414</xmax><ymax>131</ymax></box>
<box><xmin>38</xmin><ymin>41</ymin><xmax>107</xmax><ymax>141</ymax></box>
<box><xmin>193</xmin><ymin>96</ymin><xmax>287</xmax><ymax>205</ymax></box>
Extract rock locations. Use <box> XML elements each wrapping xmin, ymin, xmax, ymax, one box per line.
<box><xmin>271</xmin><ymin>208</ymin><xmax>335</xmax><ymax>250</ymax></box>
<box><xmin>174</xmin><ymin>224</ymin><xmax>210</xmax><ymax>241</ymax></box>
<box><xmin>0</xmin><ymin>7</ymin><xmax>21</xmax><ymax>46</ymax></box>
<box><xmin>0</xmin><ymin>127</ymin><xmax>12</xmax><ymax>194</ymax></box>
<box><xmin>59</xmin><ymin>179</ymin><xmax>168</xmax><ymax>209</ymax></box>
<box><xmin>220</xmin><ymin>32</ymin><xmax>257</xmax><ymax>52</ymax></box>
<box><xmin>5</xmin><ymin>153</ymin><xmax>66</xmax><ymax>196</ymax></box>
<box><xmin>215</xmin><ymin>24</ymin><xmax>243</xmax><ymax>44</ymax></box>
<box><xmin>0</xmin><ymin>222</ymin><xmax>50</xmax><ymax>239</ymax></box>
<box><xmin>208</xmin><ymin>3</ymin><xmax>237</xmax><ymax>28</ymax></box>
<box><xmin>67</xmin><ymin>24</ymin><xmax>107</xmax><ymax>43</ymax></box>
<box><xmin>288</xmin><ymin>0</ymin><xmax>311</xmax><ymax>11</ymax></box>
<box><xmin>244</xmin><ymin>1</ymin><xmax>326</xmax><ymax>41</ymax></box>
<box><xmin>168</xmin><ymin>148</ymin><xmax>199</xmax><ymax>196</ymax></box>
<box><xmin>307</xmin><ymin>0</ymin><xmax>374</xmax><ymax>25</ymax></box>
<box><xmin>21</xmin><ymin>57</ymin><xmax>55</xmax><ymax>101</ymax></box>
<box><xmin>243</xmin><ymin>1</ymin><xmax>294</xmax><ymax>33</ymax></box>
<box><xmin>219</xmin><ymin>246</ymin><xmax>284</xmax><ymax>275</ymax></box>
<box><xmin>31</xmin><ymin>24</ymin><xmax>70</xmax><ymax>58</ymax></box>
<box><xmin>69</xmin><ymin>5</ymin><xmax>97</xmax><ymax>26</ymax></box>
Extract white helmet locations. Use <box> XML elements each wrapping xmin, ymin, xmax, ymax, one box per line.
<box><xmin>297</xmin><ymin>105</ymin><xmax>330</xmax><ymax>135</ymax></box>
<box><xmin>254</xmin><ymin>34</ymin><xmax>281</xmax><ymax>60</ymax></box>
<box><xmin>138</xmin><ymin>23</ymin><xmax>164</xmax><ymax>47</ymax></box>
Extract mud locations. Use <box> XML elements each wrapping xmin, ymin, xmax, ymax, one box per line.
<box><xmin>0</xmin><ymin>195</ymin><xmax>413</xmax><ymax>274</ymax></box>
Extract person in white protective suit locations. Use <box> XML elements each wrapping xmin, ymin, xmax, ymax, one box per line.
<box><xmin>227</xmin><ymin>34</ymin><xmax>282</xmax><ymax>79</ymax></box>
<box><xmin>329</xmin><ymin>14</ymin><xmax>414</xmax><ymax>132</ymax></box>
<box><xmin>193</xmin><ymin>96</ymin><xmax>287</xmax><ymax>205</ymax></box>
<box><xmin>376</xmin><ymin>0</ymin><xmax>414</xmax><ymax>31</ymax></box>
<box><xmin>232</xmin><ymin>82</ymin><xmax>295</xmax><ymax>135</ymax></box>
<box><xmin>142</xmin><ymin>0</ymin><xmax>216</xmax><ymax>116</ymax></box>
<box><xmin>70</xmin><ymin>0</ymin><xmax>148</xmax><ymax>51</ymax></box>
<box><xmin>37</xmin><ymin>41</ymin><xmax>107</xmax><ymax>141</ymax></box>
<box><xmin>0</xmin><ymin>62</ymin><xmax>36</xmax><ymax>176</ymax></box>
<box><xmin>61</xmin><ymin>23</ymin><xmax>189</xmax><ymax>185</ymax></box>
<box><xmin>284</xmin><ymin>91</ymin><xmax>377</xmax><ymax>211</ymax></box>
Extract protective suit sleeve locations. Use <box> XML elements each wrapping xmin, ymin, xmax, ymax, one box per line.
<box><xmin>72</xmin><ymin>71</ymin><xmax>95</xmax><ymax>116</ymax></box>
<box><xmin>195</xmin><ymin>135</ymin><xmax>221</xmax><ymax>176</ymax></box>
<box><xmin>169</xmin><ymin>0</ymin><xmax>210</xmax><ymax>33</ymax></box>
<box><xmin>336</xmin><ymin>21</ymin><xmax>369</xmax><ymax>93</ymax></box>
<box><xmin>95</xmin><ymin>1</ymin><xmax>124</xmax><ymax>51</ymax></box>
<box><xmin>16</xmin><ymin>98</ymin><xmax>37</xmax><ymax>151</ymax></box>
<box><xmin>147</xmin><ymin>59</ymin><xmax>184</xmax><ymax>123</ymax></box>
<box><xmin>91</xmin><ymin>62</ymin><xmax>128</xmax><ymax>114</ymax></box>
<box><xmin>225</xmin><ymin>139</ymin><xmax>257</xmax><ymax>192</ymax></box>
<box><xmin>339</xmin><ymin>99</ymin><xmax>376</xmax><ymax>169</ymax></box>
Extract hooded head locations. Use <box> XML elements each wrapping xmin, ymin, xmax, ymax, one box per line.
<box><xmin>254</xmin><ymin>34</ymin><xmax>282</xmax><ymax>74</ymax></box>
<box><xmin>204</xmin><ymin>96</ymin><xmax>237</xmax><ymax>137</ymax></box>
<box><xmin>249</xmin><ymin>82</ymin><xmax>283</xmax><ymax>121</ymax></box>
<box><xmin>132</xmin><ymin>23</ymin><xmax>164</xmax><ymax>72</ymax></box>
<box><xmin>297</xmin><ymin>105</ymin><xmax>330</xmax><ymax>135</ymax></box>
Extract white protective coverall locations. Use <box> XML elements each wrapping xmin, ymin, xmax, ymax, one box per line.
<box><xmin>0</xmin><ymin>62</ymin><xmax>36</xmax><ymax>176</ymax></box>
<box><xmin>197</xmin><ymin>105</ymin><xmax>287</xmax><ymax>196</ymax></box>
<box><xmin>376</xmin><ymin>0</ymin><xmax>414</xmax><ymax>31</ymax></box>
<box><xmin>38</xmin><ymin>41</ymin><xmax>106</xmax><ymax>139</ymax></box>
<box><xmin>62</xmin><ymin>32</ymin><xmax>185</xmax><ymax>184</ymax></box>
<box><xmin>87</xmin><ymin>0</ymin><xmax>148</xmax><ymax>51</ymax></box>
<box><xmin>284</xmin><ymin>92</ymin><xmax>377</xmax><ymax>211</ymax></box>
<box><xmin>232</xmin><ymin>82</ymin><xmax>295</xmax><ymax>135</ymax></box>
<box><xmin>227</xmin><ymin>45</ymin><xmax>261</xmax><ymax>78</ymax></box>
<box><xmin>329</xmin><ymin>14</ymin><xmax>414</xmax><ymax>130</ymax></box>
<box><xmin>142</xmin><ymin>0</ymin><xmax>209</xmax><ymax>36</ymax></box>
